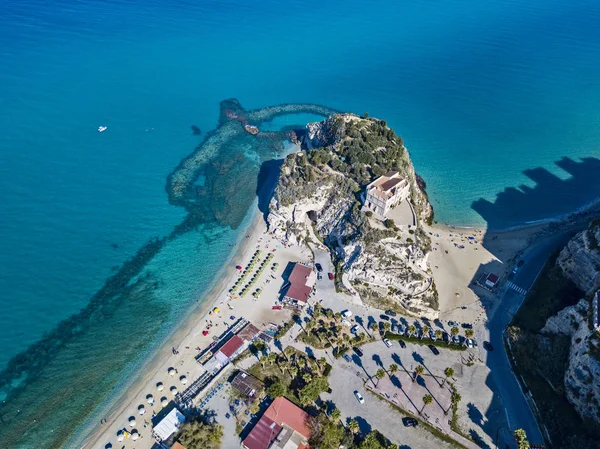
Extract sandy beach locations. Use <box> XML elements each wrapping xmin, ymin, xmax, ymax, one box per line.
<box><xmin>84</xmin><ymin>203</ymin><xmax>311</xmax><ymax>449</ymax></box>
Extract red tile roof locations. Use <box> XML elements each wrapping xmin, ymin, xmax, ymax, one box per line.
<box><xmin>285</xmin><ymin>264</ymin><xmax>313</xmax><ymax>303</ymax></box>
<box><xmin>242</xmin><ymin>415</ymin><xmax>282</xmax><ymax>449</ymax></box>
<box><xmin>218</xmin><ymin>335</ymin><xmax>244</xmax><ymax>358</ymax></box>
<box><xmin>486</xmin><ymin>273</ymin><xmax>499</xmax><ymax>283</ymax></box>
<box><xmin>242</xmin><ymin>397</ymin><xmax>310</xmax><ymax>449</ymax></box>
<box><xmin>264</xmin><ymin>397</ymin><xmax>311</xmax><ymax>439</ymax></box>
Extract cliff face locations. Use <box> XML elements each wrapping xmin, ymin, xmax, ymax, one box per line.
<box><xmin>268</xmin><ymin>114</ymin><xmax>438</xmax><ymax>316</ymax></box>
<box><xmin>542</xmin><ymin>300</ymin><xmax>600</xmax><ymax>422</ymax></box>
<box><xmin>557</xmin><ymin>220</ymin><xmax>600</xmax><ymax>295</ymax></box>
<box><xmin>543</xmin><ymin>219</ymin><xmax>600</xmax><ymax>422</ymax></box>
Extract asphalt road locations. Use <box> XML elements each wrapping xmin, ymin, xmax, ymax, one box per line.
<box><xmin>484</xmin><ymin>227</ymin><xmax>584</xmax><ymax>447</ymax></box>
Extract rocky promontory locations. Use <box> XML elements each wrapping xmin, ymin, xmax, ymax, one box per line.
<box><xmin>268</xmin><ymin>114</ymin><xmax>438</xmax><ymax>316</ymax></box>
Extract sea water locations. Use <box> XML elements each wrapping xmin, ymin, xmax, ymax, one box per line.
<box><xmin>1</xmin><ymin>0</ymin><xmax>600</xmax><ymax>446</ymax></box>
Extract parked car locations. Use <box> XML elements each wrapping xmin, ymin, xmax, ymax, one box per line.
<box><xmin>466</xmin><ymin>338</ymin><xmax>474</xmax><ymax>349</ymax></box>
<box><xmin>448</xmin><ymin>321</ymin><xmax>458</xmax><ymax>327</ymax></box>
<box><xmin>483</xmin><ymin>341</ymin><xmax>494</xmax><ymax>351</ymax></box>
<box><xmin>328</xmin><ymin>272</ymin><xmax>334</xmax><ymax>280</ymax></box>
<box><xmin>428</xmin><ymin>344</ymin><xmax>440</xmax><ymax>355</ymax></box>
<box><xmin>380</xmin><ymin>314</ymin><xmax>390</xmax><ymax>321</ymax></box>
<box><xmin>452</xmin><ymin>335</ymin><xmax>460</xmax><ymax>344</ymax></box>
<box><xmin>473</xmin><ymin>339</ymin><xmax>478</xmax><ymax>348</ymax></box>
<box><xmin>317</xmin><ymin>273</ymin><xmax>322</xmax><ymax>280</ymax></box>
<box><xmin>271</xmin><ymin>305</ymin><xmax>282</xmax><ymax>310</ymax></box>
<box><xmin>512</xmin><ymin>266</ymin><xmax>519</xmax><ymax>274</ymax></box>
<box><xmin>383</xmin><ymin>338</ymin><xmax>393</xmax><ymax>348</ymax></box>
<box><xmin>378</xmin><ymin>322</ymin><xmax>385</xmax><ymax>331</ymax></box>
<box><xmin>402</xmin><ymin>417</ymin><xmax>418</xmax><ymax>427</ymax></box>
<box><xmin>341</xmin><ymin>309</ymin><xmax>353</xmax><ymax>318</ymax></box>
<box><xmin>350</xmin><ymin>324</ymin><xmax>360</xmax><ymax>334</ymax></box>
<box><xmin>353</xmin><ymin>347</ymin><xmax>364</xmax><ymax>357</ymax></box>
<box><xmin>398</xmin><ymin>325</ymin><xmax>406</xmax><ymax>335</ymax></box>
<box><xmin>343</xmin><ymin>354</ymin><xmax>352</xmax><ymax>363</ymax></box>
<box><xmin>315</xmin><ymin>263</ymin><xmax>323</xmax><ymax>272</ymax></box>
<box><xmin>517</xmin><ymin>259</ymin><xmax>525</xmax><ymax>267</ymax></box>
<box><xmin>391</xmin><ymin>324</ymin><xmax>399</xmax><ymax>333</ymax></box>
<box><xmin>442</xmin><ymin>332</ymin><xmax>450</xmax><ymax>343</ymax></box>
<box><xmin>354</xmin><ymin>391</ymin><xmax>365</xmax><ymax>404</ymax></box>
<box><xmin>461</xmin><ymin>323</ymin><xmax>473</xmax><ymax>329</ymax></box>
<box><xmin>428</xmin><ymin>330</ymin><xmax>436</xmax><ymax>341</ymax></box>
<box><xmin>385</xmin><ymin>310</ymin><xmax>397</xmax><ymax>317</ymax></box>
<box><xmin>398</xmin><ymin>340</ymin><xmax>406</xmax><ymax>349</ymax></box>
<box><xmin>342</xmin><ymin>319</ymin><xmax>352</xmax><ymax>327</ymax></box>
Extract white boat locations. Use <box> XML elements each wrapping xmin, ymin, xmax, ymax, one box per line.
<box><xmin>98</xmin><ymin>126</ymin><xmax>107</xmax><ymax>133</ymax></box>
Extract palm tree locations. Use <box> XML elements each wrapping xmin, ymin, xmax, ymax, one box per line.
<box><xmin>408</xmin><ymin>325</ymin><xmax>416</xmax><ymax>337</ymax></box>
<box><xmin>422</xmin><ymin>325</ymin><xmax>430</xmax><ymax>337</ymax></box>
<box><xmin>376</xmin><ymin>368</ymin><xmax>386</xmax><ymax>380</ymax></box>
<box><xmin>389</xmin><ymin>364</ymin><xmax>399</xmax><ymax>376</ymax></box>
<box><xmin>370</xmin><ymin>323</ymin><xmax>378</xmax><ymax>332</ymax></box>
<box><xmin>302</xmin><ymin>373</ymin><xmax>312</xmax><ymax>384</ymax></box>
<box><xmin>414</xmin><ymin>365</ymin><xmax>424</xmax><ymax>382</ymax></box>
<box><xmin>465</xmin><ymin>329</ymin><xmax>474</xmax><ymax>339</ymax></box>
<box><xmin>450</xmin><ymin>326</ymin><xmax>459</xmax><ymax>342</ymax></box>
<box><xmin>444</xmin><ymin>367</ymin><xmax>454</xmax><ymax>381</ymax></box>
<box><xmin>267</xmin><ymin>352</ymin><xmax>277</xmax><ymax>366</ymax></box>
<box><xmin>383</xmin><ymin>322</ymin><xmax>391</xmax><ymax>332</ymax></box>
<box><xmin>422</xmin><ymin>394</ymin><xmax>433</xmax><ymax>414</ymax></box>
<box><xmin>348</xmin><ymin>419</ymin><xmax>359</xmax><ymax>434</ymax></box>
<box><xmin>330</xmin><ymin>408</ymin><xmax>341</xmax><ymax>421</ymax></box>
<box><xmin>259</xmin><ymin>355</ymin><xmax>268</xmax><ymax>368</ymax></box>
<box><xmin>514</xmin><ymin>429</ymin><xmax>529</xmax><ymax>449</ymax></box>
<box><xmin>435</xmin><ymin>329</ymin><xmax>443</xmax><ymax>340</ymax></box>
<box><xmin>334</xmin><ymin>312</ymin><xmax>342</xmax><ymax>322</ymax></box>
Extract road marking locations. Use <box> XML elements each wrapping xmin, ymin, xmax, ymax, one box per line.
<box><xmin>504</xmin><ymin>407</ymin><xmax>511</xmax><ymax>428</ymax></box>
<box><xmin>506</xmin><ymin>281</ymin><xmax>527</xmax><ymax>295</ymax></box>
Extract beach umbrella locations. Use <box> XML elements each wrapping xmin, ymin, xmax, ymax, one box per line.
<box><xmin>156</xmin><ymin>382</ymin><xmax>164</xmax><ymax>391</ymax></box>
<box><xmin>161</xmin><ymin>397</ymin><xmax>168</xmax><ymax>407</ymax></box>
<box><xmin>131</xmin><ymin>431</ymin><xmax>139</xmax><ymax>441</ymax></box>
<box><xmin>180</xmin><ymin>375</ymin><xmax>188</xmax><ymax>385</ymax></box>
<box><xmin>168</xmin><ymin>367</ymin><xmax>175</xmax><ymax>376</ymax></box>
<box><xmin>117</xmin><ymin>430</ymin><xmax>124</xmax><ymax>442</ymax></box>
<box><xmin>128</xmin><ymin>416</ymin><xmax>136</xmax><ymax>427</ymax></box>
<box><xmin>138</xmin><ymin>404</ymin><xmax>146</xmax><ymax>416</ymax></box>
<box><xmin>170</xmin><ymin>386</ymin><xmax>178</xmax><ymax>395</ymax></box>
<box><xmin>146</xmin><ymin>394</ymin><xmax>154</xmax><ymax>404</ymax></box>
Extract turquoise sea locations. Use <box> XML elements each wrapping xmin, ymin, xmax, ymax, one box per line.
<box><xmin>1</xmin><ymin>0</ymin><xmax>600</xmax><ymax>446</ymax></box>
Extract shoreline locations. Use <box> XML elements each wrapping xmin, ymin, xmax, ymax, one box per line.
<box><xmin>81</xmin><ymin>208</ymin><xmax>265</xmax><ymax>449</ymax></box>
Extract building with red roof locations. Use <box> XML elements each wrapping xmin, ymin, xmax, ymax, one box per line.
<box><xmin>242</xmin><ymin>397</ymin><xmax>311</xmax><ymax>449</ymax></box>
<box><xmin>214</xmin><ymin>335</ymin><xmax>246</xmax><ymax>365</ymax></box>
<box><xmin>282</xmin><ymin>264</ymin><xmax>316</xmax><ymax>306</ymax></box>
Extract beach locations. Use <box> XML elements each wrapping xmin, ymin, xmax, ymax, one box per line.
<box><xmin>84</xmin><ymin>204</ymin><xmax>311</xmax><ymax>449</ymax></box>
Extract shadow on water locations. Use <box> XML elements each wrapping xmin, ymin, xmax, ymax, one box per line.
<box><xmin>464</xmin><ymin>156</ymin><xmax>600</xmax><ymax>448</ymax></box>
<box><xmin>472</xmin><ymin>156</ymin><xmax>600</xmax><ymax>230</ymax></box>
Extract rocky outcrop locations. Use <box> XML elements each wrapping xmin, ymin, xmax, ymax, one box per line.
<box><xmin>268</xmin><ymin>115</ymin><xmax>438</xmax><ymax>316</ymax></box>
<box><xmin>557</xmin><ymin>220</ymin><xmax>600</xmax><ymax>295</ymax></box>
<box><xmin>542</xmin><ymin>299</ymin><xmax>600</xmax><ymax>422</ymax></box>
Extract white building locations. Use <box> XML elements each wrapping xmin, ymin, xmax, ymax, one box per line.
<box><xmin>364</xmin><ymin>171</ymin><xmax>410</xmax><ymax>218</ymax></box>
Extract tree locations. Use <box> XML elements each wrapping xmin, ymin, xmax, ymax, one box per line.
<box><xmin>465</xmin><ymin>329</ymin><xmax>474</xmax><ymax>339</ymax></box>
<box><xmin>408</xmin><ymin>325</ymin><xmax>416</xmax><ymax>336</ymax></box>
<box><xmin>383</xmin><ymin>218</ymin><xmax>395</xmax><ymax>229</ymax></box>
<box><xmin>422</xmin><ymin>325</ymin><xmax>430</xmax><ymax>336</ymax></box>
<box><xmin>259</xmin><ymin>355</ymin><xmax>268</xmax><ymax>368</ymax></box>
<box><xmin>450</xmin><ymin>326</ymin><xmax>459</xmax><ymax>339</ymax></box>
<box><xmin>389</xmin><ymin>364</ymin><xmax>398</xmax><ymax>375</ymax></box>
<box><xmin>265</xmin><ymin>377</ymin><xmax>287</xmax><ymax>398</ymax></box>
<box><xmin>444</xmin><ymin>367</ymin><xmax>454</xmax><ymax>380</ymax></box>
<box><xmin>359</xmin><ymin>430</ymin><xmax>388</xmax><ymax>449</ymax></box>
<box><xmin>370</xmin><ymin>323</ymin><xmax>378</xmax><ymax>332</ymax></box>
<box><xmin>514</xmin><ymin>428</ymin><xmax>529</xmax><ymax>449</ymax></box>
<box><xmin>435</xmin><ymin>329</ymin><xmax>443</xmax><ymax>340</ymax></box>
<box><xmin>383</xmin><ymin>322</ymin><xmax>391</xmax><ymax>331</ymax></box>
<box><xmin>376</xmin><ymin>368</ymin><xmax>386</xmax><ymax>379</ymax></box>
<box><xmin>348</xmin><ymin>419</ymin><xmax>359</xmax><ymax>434</ymax></box>
<box><xmin>298</xmin><ymin>376</ymin><xmax>329</xmax><ymax>405</ymax></box>
<box><xmin>422</xmin><ymin>394</ymin><xmax>433</xmax><ymax>414</ymax></box>
<box><xmin>308</xmin><ymin>412</ymin><xmax>345</xmax><ymax>449</ymax></box>
<box><xmin>414</xmin><ymin>365</ymin><xmax>424</xmax><ymax>382</ymax></box>
<box><xmin>177</xmin><ymin>416</ymin><xmax>224</xmax><ymax>449</ymax></box>
<box><xmin>267</xmin><ymin>352</ymin><xmax>277</xmax><ymax>365</ymax></box>
<box><xmin>330</xmin><ymin>408</ymin><xmax>341</xmax><ymax>421</ymax></box>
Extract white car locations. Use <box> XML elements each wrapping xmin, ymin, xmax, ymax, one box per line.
<box><xmin>341</xmin><ymin>309</ymin><xmax>353</xmax><ymax>318</ymax></box>
<box><xmin>383</xmin><ymin>338</ymin><xmax>393</xmax><ymax>348</ymax></box>
<box><xmin>350</xmin><ymin>324</ymin><xmax>360</xmax><ymax>334</ymax></box>
<box><xmin>342</xmin><ymin>319</ymin><xmax>352</xmax><ymax>327</ymax></box>
<box><xmin>354</xmin><ymin>391</ymin><xmax>365</xmax><ymax>404</ymax></box>
<box><xmin>466</xmin><ymin>338</ymin><xmax>474</xmax><ymax>349</ymax></box>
